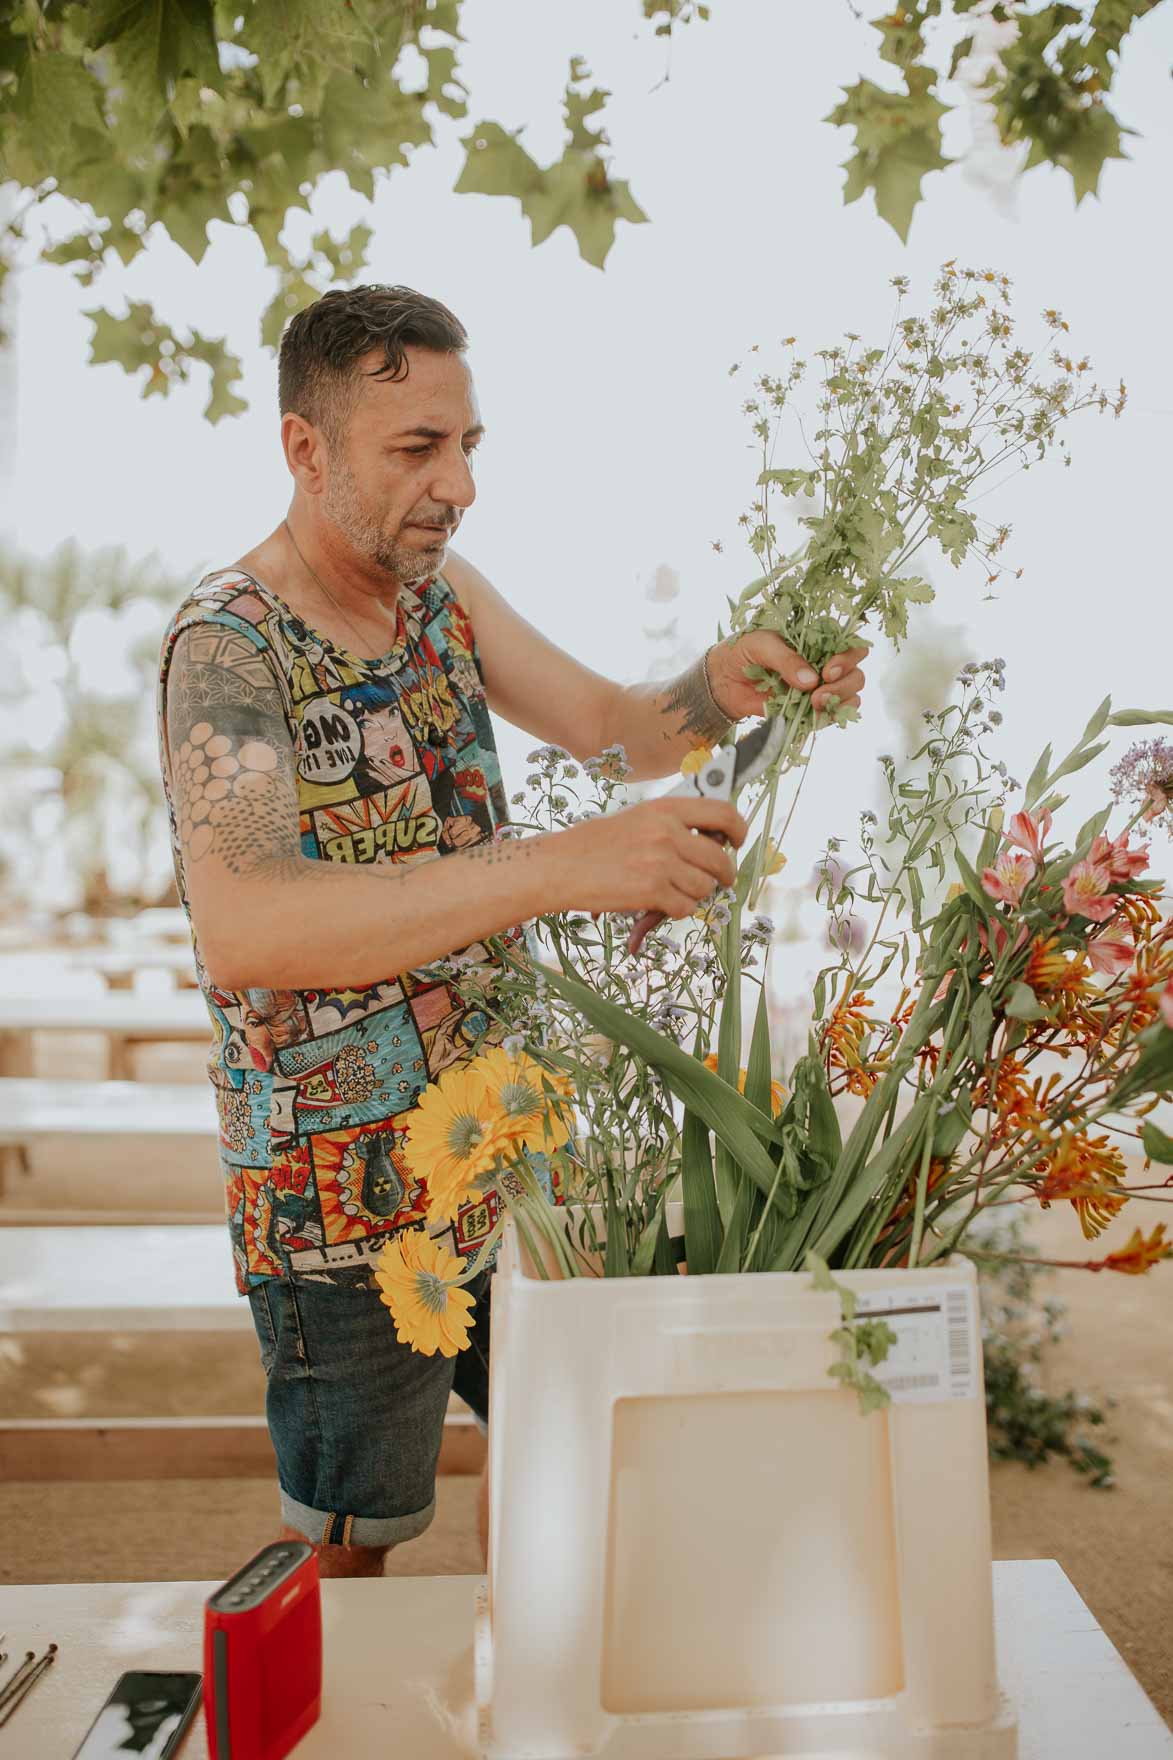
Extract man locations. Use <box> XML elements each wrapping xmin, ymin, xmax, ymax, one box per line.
<box><xmin>156</xmin><ymin>284</ymin><xmax>868</xmax><ymax>1580</ymax></box>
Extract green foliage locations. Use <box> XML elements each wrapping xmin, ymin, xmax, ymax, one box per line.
<box><xmin>978</xmin><ymin>1220</ymin><xmax>1114</xmax><ymax>1486</ymax></box>
<box><xmin>807</xmin><ymin>1250</ymin><xmax>896</xmax><ymax>1414</ymax></box>
<box><xmin>0</xmin><ymin>1</ymin><xmax>665</xmax><ymax>414</ymax></box>
<box><xmin>86</xmin><ymin>299</ymin><xmax>246</xmax><ymax>422</ymax></box>
<box><xmin>829</xmin><ymin>1</ymin><xmax>1166</xmax><ymax>237</ymax></box>
<box><xmin>455</xmin><ymin>59</ymin><xmax>648</xmax><ymax>271</ymax></box>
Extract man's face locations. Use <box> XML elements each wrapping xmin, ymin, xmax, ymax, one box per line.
<box><xmin>322</xmin><ymin>346</ymin><xmax>483</xmax><ymax>584</ymax></box>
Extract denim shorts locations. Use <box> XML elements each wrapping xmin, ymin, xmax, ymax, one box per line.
<box><xmin>247</xmin><ymin>1265</ymin><xmax>491</xmax><ymax>1549</ymax></box>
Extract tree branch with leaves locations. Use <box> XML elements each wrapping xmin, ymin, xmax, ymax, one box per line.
<box><xmin>0</xmin><ymin>0</ymin><xmax>701</xmax><ymax>418</ymax></box>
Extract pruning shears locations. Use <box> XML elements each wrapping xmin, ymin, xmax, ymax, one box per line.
<box><xmin>626</xmin><ymin>713</ymin><xmax>790</xmax><ymax>955</ymax></box>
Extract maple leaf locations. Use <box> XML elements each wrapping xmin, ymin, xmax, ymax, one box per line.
<box><xmin>828</xmin><ymin>71</ymin><xmax>949</xmax><ymax>242</ymax></box>
<box><xmin>85</xmin><ymin>0</ymin><xmax>222</xmax><ymax>100</ymax></box>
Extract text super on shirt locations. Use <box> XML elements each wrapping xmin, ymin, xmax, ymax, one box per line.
<box><xmin>157</xmin><ymin>567</ymin><xmax>541</xmax><ymax>1294</ymax></box>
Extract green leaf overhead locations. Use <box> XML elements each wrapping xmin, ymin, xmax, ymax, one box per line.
<box><xmin>826</xmin><ymin>1</ymin><xmax>1166</xmax><ymax>236</ymax></box>
<box><xmin>0</xmin><ymin>1</ymin><xmax>657</xmax><ymax>418</ymax></box>
<box><xmin>457</xmin><ymin>60</ymin><xmax>649</xmax><ymax>269</ymax></box>
<box><xmin>87</xmin><ymin>0</ymin><xmax>221</xmax><ymax>97</ymax></box>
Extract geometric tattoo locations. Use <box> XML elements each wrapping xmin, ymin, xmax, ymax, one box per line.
<box><xmin>165</xmin><ymin>625</ymin><xmax>302</xmax><ymax>882</ymax></box>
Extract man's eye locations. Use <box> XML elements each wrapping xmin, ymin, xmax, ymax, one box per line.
<box><xmin>403</xmin><ymin>443</ymin><xmax>481</xmax><ymax>457</ymax></box>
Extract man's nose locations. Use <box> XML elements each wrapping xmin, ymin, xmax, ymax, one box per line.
<box><xmin>431</xmin><ymin>445</ymin><xmax>477</xmax><ymax>511</ymax></box>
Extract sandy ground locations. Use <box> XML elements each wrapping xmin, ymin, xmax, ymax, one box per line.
<box><xmin>2</xmin><ymin>947</ymin><xmax>1171</xmax><ymax>1724</ymax></box>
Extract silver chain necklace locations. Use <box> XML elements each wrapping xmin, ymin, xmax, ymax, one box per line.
<box><xmin>282</xmin><ymin>519</ymin><xmax>396</xmax><ymax>658</ymax></box>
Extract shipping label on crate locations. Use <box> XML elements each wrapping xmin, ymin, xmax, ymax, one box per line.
<box><xmin>853</xmin><ymin>1283</ymin><xmax>978</xmax><ymax>1402</ymax></box>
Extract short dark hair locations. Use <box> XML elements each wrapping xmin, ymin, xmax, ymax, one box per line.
<box><xmin>278</xmin><ymin>283</ymin><xmax>469</xmax><ymax>441</ymax></box>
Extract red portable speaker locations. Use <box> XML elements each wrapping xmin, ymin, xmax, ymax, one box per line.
<box><xmin>203</xmin><ymin>1540</ymin><xmax>322</xmax><ymax>1760</ymax></box>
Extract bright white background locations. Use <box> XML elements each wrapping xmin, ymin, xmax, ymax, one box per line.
<box><xmin>2</xmin><ymin>0</ymin><xmax>1171</xmax><ymax>922</ymax></box>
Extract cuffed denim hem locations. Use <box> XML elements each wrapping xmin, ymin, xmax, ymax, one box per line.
<box><xmin>279</xmin><ymin>1489</ymin><xmax>438</xmax><ymax>1550</ymax></box>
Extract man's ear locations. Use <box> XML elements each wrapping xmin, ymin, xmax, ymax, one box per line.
<box><xmin>282</xmin><ymin>412</ymin><xmax>330</xmax><ymax>494</ymax></box>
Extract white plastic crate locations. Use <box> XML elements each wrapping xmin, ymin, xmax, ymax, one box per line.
<box><xmin>476</xmin><ymin>1212</ymin><xmax>1017</xmax><ymax>1760</ymax></box>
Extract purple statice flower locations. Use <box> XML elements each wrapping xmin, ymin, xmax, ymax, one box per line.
<box><xmin>1110</xmin><ymin>738</ymin><xmax>1173</xmax><ymax>835</ymax></box>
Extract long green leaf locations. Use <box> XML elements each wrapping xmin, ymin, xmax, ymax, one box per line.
<box><xmin>713</xmin><ymin>1140</ymin><xmax>738</xmax><ymax>1227</ymax></box>
<box><xmin>715</xmin><ymin>1175</ymin><xmax>752</xmax><ymax>1272</ymax></box>
<box><xmin>1108</xmin><ymin>709</ymin><xmax>1173</xmax><ymax>728</ymax></box>
<box><xmin>1080</xmin><ymin>694</ymin><xmax>1113</xmax><ymax>745</ymax></box>
<box><xmin>681</xmin><ymin>1106</ymin><xmax>723</xmax><ymax>1274</ymax></box>
<box><xmin>536</xmin><ymin>958</ymin><xmax>785</xmax><ymax>1152</ymax></box>
<box><xmin>1023</xmin><ymin>742</ymin><xmax>1053</xmax><ymax>809</ymax></box>
<box><xmin>744</xmin><ymin>980</ymin><xmax>774</xmax><ymax>1116</ymax></box>
<box><xmin>604</xmin><ymin>1193</ymin><xmax>629</xmax><ymax>1277</ymax></box>
<box><xmin>1046</xmin><ymin>738</ymin><xmax>1108</xmax><ymax>790</ymax></box>
<box><xmin>953</xmin><ymin>845</ymin><xmax>992</xmax><ymax>914</ymax></box>
<box><xmin>631</xmin><ymin>1201</ymin><xmax>665</xmax><ymax>1276</ymax></box>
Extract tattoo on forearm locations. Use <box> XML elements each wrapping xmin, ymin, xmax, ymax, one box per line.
<box><xmin>461</xmin><ymin>837</ymin><xmax>537</xmax><ymax>866</ymax></box>
<box><xmin>165</xmin><ymin>627</ymin><xmax>302</xmax><ymax>882</ymax></box>
<box><xmin>660</xmin><ymin>655</ymin><xmax>732</xmax><ymax>746</ymax></box>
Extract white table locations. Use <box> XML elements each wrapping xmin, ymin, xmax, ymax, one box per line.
<box><xmin>0</xmin><ymin>1563</ymin><xmax>1167</xmax><ymax>1758</ymax></box>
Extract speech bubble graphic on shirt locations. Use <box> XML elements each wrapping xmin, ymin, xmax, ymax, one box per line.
<box><xmin>298</xmin><ymin>699</ymin><xmax>361</xmax><ymax>783</ymax></box>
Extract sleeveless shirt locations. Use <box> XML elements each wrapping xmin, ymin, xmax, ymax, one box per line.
<box><xmin>157</xmin><ymin>567</ymin><xmax>545</xmax><ymax>1294</ymax></box>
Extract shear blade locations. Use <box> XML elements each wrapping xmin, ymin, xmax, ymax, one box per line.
<box><xmin>731</xmin><ymin>715</ymin><xmax>787</xmax><ymax>792</ymax></box>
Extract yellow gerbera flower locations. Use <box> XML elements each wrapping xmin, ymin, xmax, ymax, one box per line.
<box><xmin>474</xmin><ymin>1045</ymin><xmax>574</xmax><ymax>1152</ymax></box>
<box><xmin>703</xmin><ymin>1054</ymin><xmax>786</xmax><ymax>1116</ymax></box>
<box><xmin>401</xmin><ymin>1063</ymin><xmax>511</xmax><ymax>1222</ymax></box>
<box><xmin>375</xmin><ymin>1230</ymin><xmax>475</xmax><ymax>1357</ymax></box>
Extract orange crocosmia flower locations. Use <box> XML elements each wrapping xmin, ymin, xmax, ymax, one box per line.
<box><xmin>680</xmin><ymin>744</ymin><xmax>713</xmax><ymax>777</ymax></box>
<box><xmin>1023</xmin><ymin>936</ymin><xmax>1092</xmax><ymax>1000</ymax></box>
<box><xmin>1162</xmin><ymin>977</ymin><xmax>1173</xmax><ymax>1032</ymax></box>
<box><xmin>1095</xmin><ymin>1224</ymin><xmax>1173</xmax><ymax>1276</ymax></box>
<box><xmin>1037</xmin><ymin>1131</ymin><xmax>1129</xmax><ymax>1240</ymax></box>
<box><xmin>703</xmin><ymin>1054</ymin><xmax>786</xmax><ymax>1115</ymax></box>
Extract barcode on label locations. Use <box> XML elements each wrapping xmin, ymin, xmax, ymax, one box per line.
<box><xmin>855</xmin><ymin>1283</ymin><xmax>976</xmax><ymax>1404</ymax></box>
<box><xmin>946</xmin><ymin>1288</ymin><xmax>972</xmax><ymax>1395</ymax></box>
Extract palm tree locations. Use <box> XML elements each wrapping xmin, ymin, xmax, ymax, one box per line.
<box><xmin>0</xmin><ymin>541</ymin><xmax>190</xmax><ymax>914</ymax></box>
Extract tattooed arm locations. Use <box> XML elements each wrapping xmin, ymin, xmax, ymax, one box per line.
<box><xmin>599</xmin><ymin>631</ymin><xmax>869</xmax><ymax>779</ymax></box>
<box><xmin>163</xmin><ymin>624</ymin><xmax>580</xmax><ymax>989</ymax></box>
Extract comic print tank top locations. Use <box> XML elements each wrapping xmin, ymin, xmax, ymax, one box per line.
<box><xmin>157</xmin><ymin>567</ymin><xmax>540</xmax><ymax>1294</ymax></box>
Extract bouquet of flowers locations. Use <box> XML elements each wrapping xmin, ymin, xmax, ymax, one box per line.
<box><xmin>371</xmin><ymin>268</ymin><xmax>1172</xmax><ymax>1376</ymax></box>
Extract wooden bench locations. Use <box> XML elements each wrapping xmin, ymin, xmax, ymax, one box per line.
<box><xmin>67</xmin><ymin>944</ymin><xmax>199</xmax><ymax>991</ymax></box>
<box><xmin>0</xmin><ymin>991</ymin><xmax>211</xmax><ymax>1081</ymax></box>
<box><xmin>0</xmin><ymin>1077</ymin><xmax>217</xmax><ymax>1213</ymax></box>
<box><xmin>0</xmin><ymin>1224</ymin><xmax>484</xmax><ymax>1481</ymax></box>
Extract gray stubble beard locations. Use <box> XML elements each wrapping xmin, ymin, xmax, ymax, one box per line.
<box><xmin>323</xmin><ymin>455</ymin><xmax>441</xmax><ymax>587</ymax></box>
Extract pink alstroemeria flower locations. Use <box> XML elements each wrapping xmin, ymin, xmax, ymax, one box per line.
<box><xmin>1006</xmin><ymin>807</ymin><xmax>1052</xmax><ymax>864</ymax></box>
<box><xmin>1161</xmin><ymin>978</ymin><xmax>1173</xmax><ymax>1032</ymax></box>
<box><xmin>1089</xmin><ymin>830</ymin><xmax>1150</xmax><ymax>883</ymax></box>
<box><xmin>1086</xmin><ymin>931</ymin><xmax>1136</xmax><ymax>977</ymax></box>
<box><xmin>981</xmin><ymin>848</ymin><xmax>1036</xmax><ymax>908</ymax></box>
<box><xmin>1061</xmin><ymin>858</ymin><xmax>1116</xmax><ymax>922</ymax></box>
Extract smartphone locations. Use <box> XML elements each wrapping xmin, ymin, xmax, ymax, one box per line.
<box><xmin>71</xmin><ymin>1670</ymin><xmax>203</xmax><ymax>1759</ymax></box>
